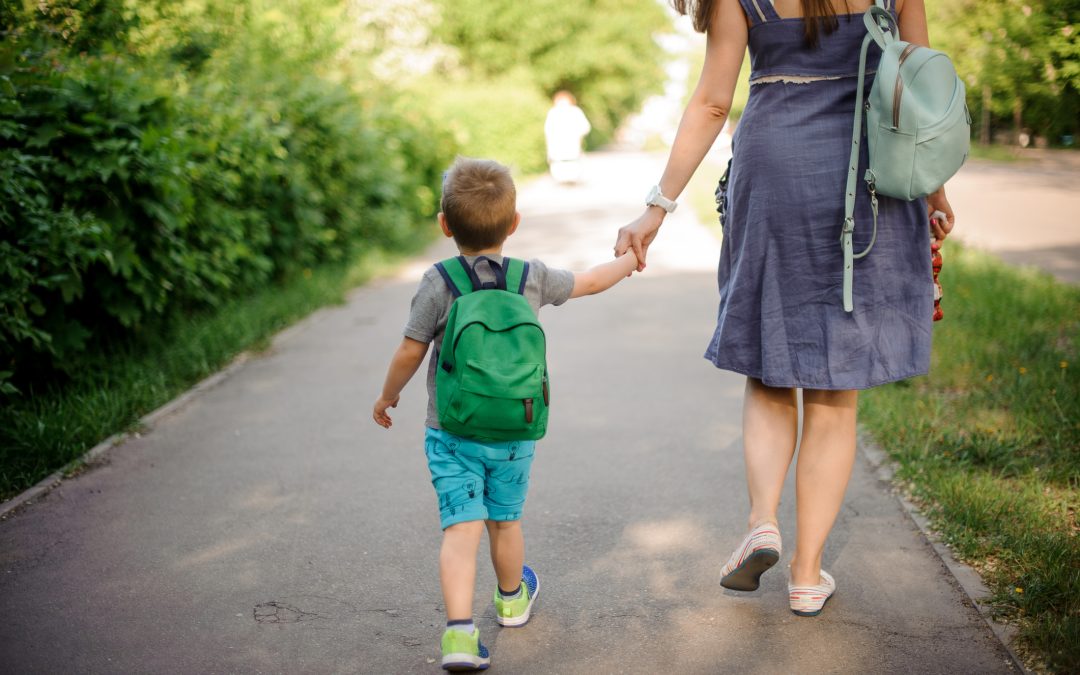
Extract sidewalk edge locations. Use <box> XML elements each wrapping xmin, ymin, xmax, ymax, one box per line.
<box><xmin>857</xmin><ymin>431</ymin><xmax>1031</xmax><ymax>674</ymax></box>
<box><xmin>0</xmin><ymin>353</ymin><xmax>254</xmax><ymax>521</ymax></box>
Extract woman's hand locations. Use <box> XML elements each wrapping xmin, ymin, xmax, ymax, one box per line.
<box><xmin>615</xmin><ymin>207</ymin><xmax>665</xmax><ymax>272</ymax></box>
<box><xmin>926</xmin><ymin>187</ymin><xmax>955</xmax><ymax>241</ymax></box>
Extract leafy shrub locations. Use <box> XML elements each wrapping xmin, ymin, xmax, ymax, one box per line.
<box><xmin>425</xmin><ymin>73</ymin><xmax>550</xmax><ymax>174</ymax></box>
<box><xmin>0</xmin><ymin>30</ymin><xmax>453</xmax><ymax>393</ymax></box>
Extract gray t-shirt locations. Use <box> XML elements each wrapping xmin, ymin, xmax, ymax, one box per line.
<box><xmin>404</xmin><ymin>255</ymin><xmax>575</xmax><ymax>429</ymax></box>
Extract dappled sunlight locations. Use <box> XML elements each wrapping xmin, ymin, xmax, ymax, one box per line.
<box><xmin>234</xmin><ymin>482</ymin><xmax>295</xmax><ymax>512</ymax></box>
<box><xmin>174</xmin><ymin>536</ymin><xmax>261</xmax><ymax>569</ymax></box>
<box><xmin>623</xmin><ymin>518</ymin><xmax>708</xmax><ymax>555</ymax></box>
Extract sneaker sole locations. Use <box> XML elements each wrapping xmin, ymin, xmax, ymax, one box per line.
<box><xmin>442</xmin><ymin>654</ymin><xmax>490</xmax><ymax>671</ymax></box>
<box><xmin>720</xmin><ymin>548</ymin><xmax>780</xmax><ymax>592</ymax></box>
<box><xmin>791</xmin><ymin>593</ymin><xmax>833</xmax><ymax>617</ymax></box>
<box><xmin>496</xmin><ymin>576</ymin><xmax>540</xmax><ymax>627</ymax></box>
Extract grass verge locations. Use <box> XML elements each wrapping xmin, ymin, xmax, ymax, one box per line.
<box><xmin>859</xmin><ymin>247</ymin><xmax>1079</xmax><ymax>673</ymax></box>
<box><xmin>0</xmin><ymin>247</ymin><xmax>415</xmax><ymax>501</ymax></box>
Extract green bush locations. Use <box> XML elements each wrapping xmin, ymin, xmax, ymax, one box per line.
<box><xmin>0</xmin><ymin>27</ymin><xmax>453</xmax><ymax>393</ymax></box>
<box><xmin>425</xmin><ymin>73</ymin><xmax>550</xmax><ymax>174</ymax></box>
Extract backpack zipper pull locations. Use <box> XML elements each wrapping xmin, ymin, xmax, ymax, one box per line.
<box><xmin>523</xmin><ymin>398</ymin><xmax>534</xmax><ymax>424</ymax></box>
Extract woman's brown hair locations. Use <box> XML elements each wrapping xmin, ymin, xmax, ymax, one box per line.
<box><xmin>670</xmin><ymin>0</ymin><xmax>842</xmax><ymax>48</ymax></box>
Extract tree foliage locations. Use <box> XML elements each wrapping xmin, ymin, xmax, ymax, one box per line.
<box><xmin>424</xmin><ymin>0</ymin><xmax>670</xmax><ymax>170</ymax></box>
<box><xmin>927</xmin><ymin>0</ymin><xmax>1079</xmax><ymax>144</ymax></box>
<box><xmin>0</xmin><ymin>0</ymin><xmax>454</xmax><ymax>392</ymax></box>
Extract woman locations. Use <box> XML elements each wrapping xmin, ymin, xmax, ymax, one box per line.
<box><xmin>615</xmin><ymin>0</ymin><xmax>956</xmax><ymax>616</ymax></box>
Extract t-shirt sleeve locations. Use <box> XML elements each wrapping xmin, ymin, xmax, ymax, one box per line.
<box><xmin>529</xmin><ymin>258</ymin><xmax>575</xmax><ymax>307</ymax></box>
<box><xmin>403</xmin><ymin>270</ymin><xmax>444</xmax><ymax>343</ymax></box>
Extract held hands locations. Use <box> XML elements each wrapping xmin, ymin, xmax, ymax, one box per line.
<box><xmin>615</xmin><ymin>206</ymin><xmax>665</xmax><ymax>272</ymax></box>
<box><xmin>927</xmin><ymin>187</ymin><xmax>955</xmax><ymax>241</ymax></box>
<box><xmin>372</xmin><ymin>395</ymin><xmax>399</xmax><ymax>429</ymax></box>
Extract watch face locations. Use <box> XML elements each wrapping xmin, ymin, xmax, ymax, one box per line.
<box><xmin>647</xmin><ymin>185</ymin><xmax>659</xmax><ymax>203</ymax></box>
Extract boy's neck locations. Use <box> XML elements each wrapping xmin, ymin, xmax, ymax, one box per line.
<box><xmin>458</xmin><ymin>246</ymin><xmax>504</xmax><ymax>257</ymax></box>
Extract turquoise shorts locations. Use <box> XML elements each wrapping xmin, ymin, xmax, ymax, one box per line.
<box><xmin>424</xmin><ymin>427</ymin><xmax>535</xmax><ymax>530</ymax></box>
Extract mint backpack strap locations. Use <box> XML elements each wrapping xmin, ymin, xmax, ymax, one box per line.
<box><xmin>502</xmin><ymin>258</ymin><xmax>530</xmax><ymax>296</ymax></box>
<box><xmin>840</xmin><ymin>1</ymin><xmax>892</xmax><ymax>313</ymax></box>
<box><xmin>435</xmin><ymin>256</ymin><xmax>475</xmax><ymax>298</ymax></box>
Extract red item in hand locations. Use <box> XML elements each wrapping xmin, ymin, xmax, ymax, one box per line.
<box><xmin>931</xmin><ymin>239</ymin><xmax>944</xmax><ymax>322</ymax></box>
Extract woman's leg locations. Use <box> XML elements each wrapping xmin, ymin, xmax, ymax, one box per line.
<box><xmin>742</xmin><ymin>378</ymin><xmax>799</xmax><ymax>529</ymax></box>
<box><xmin>790</xmin><ymin>388</ymin><xmax>858</xmax><ymax>586</ymax></box>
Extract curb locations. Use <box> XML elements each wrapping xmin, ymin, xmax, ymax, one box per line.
<box><xmin>0</xmin><ymin>254</ymin><xmax>420</xmax><ymax>522</ymax></box>
<box><xmin>0</xmin><ymin>353</ymin><xmax>250</xmax><ymax>521</ymax></box>
<box><xmin>0</xmin><ymin>280</ymin><xmax>362</xmax><ymax>522</ymax></box>
<box><xmin>857</xmin><ymin>431</ymin><xmax>1031</xmax><ymax>674</ymax></box>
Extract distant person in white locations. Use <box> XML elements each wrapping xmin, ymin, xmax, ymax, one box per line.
<box><xmin>544</xmin><ymin>91</ymin><xmax>591</xmax><ymax>184</ymax></box>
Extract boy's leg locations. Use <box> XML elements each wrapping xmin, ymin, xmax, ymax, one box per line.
<box><xmin>483</xmin><ymin>440</ymin><xmax>538</xmax><ymax>626</ymax></box>
<box><xmin>486</xmin><ymin>519</ymin><xmax>524</xmax><ymax>594</ymax></box>
<box><xmin>440</xmin><ymin>520</ymin><xmax>485</xmax><ymax>620</ymax></box>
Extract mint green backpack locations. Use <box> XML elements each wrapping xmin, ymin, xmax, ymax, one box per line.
<box><xmin>840</xmin><ymin>0</ymin><xmax>970</xmax><ymax>312</ymax></box>
<box><xmin>434</xmin><ymin>256</ymin><xmax>549</xmax><ymax>441</ymax></box>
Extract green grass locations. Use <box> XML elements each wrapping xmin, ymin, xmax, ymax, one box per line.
<box><xmin>685</xmin><ymin>156</ymin><xmax>728</xmax><ymax>237</ymax></box>
<box><xmin>860</xmin><ymin>247</ymin><xmax>1079</xmax><ymax>673</ymax></box>
<box><xmin>0</xmin><ymin>246</ymin><xmax>417</xmax><ymax>500</ymax></box>
<box><xmin>967</xmin><ymin>143</ymin><xmax>1027</xmax><ymax>163</ymax></box>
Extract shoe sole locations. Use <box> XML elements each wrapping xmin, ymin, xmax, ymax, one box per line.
<box><xmin>791</xmin><ymin>593</ymin><xmax>833</xmax><ymax>617</ymax></box>
<box><xmin>720</xmin><ymin>548</ymin><xmax>780</xmax><ymax>592</ymax></box>
<box><xmin>496</xmin><ymin>576</ymin><xmax>540</xmax><ymax>627</ymax></box>
<box><xmin>442</xmin><ymin>654</ymin><xmax>490</xmax><ymax>671</ymax></box>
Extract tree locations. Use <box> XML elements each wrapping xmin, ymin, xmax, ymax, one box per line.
<box><xmin>927</xmin><ymin>0</ymin><xmax>1079</xmax><ymax>145</ymax></box>
<box><xmin>431</xmin><ymin>0</ymin><xmax>670</xmax><ymax>147</ymax></box>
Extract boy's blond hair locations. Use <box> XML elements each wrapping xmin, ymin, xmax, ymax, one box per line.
<box><xmin>440</xmin><ymin>157</ymin><xmax>517</xmax><ymax>251</ymax></box>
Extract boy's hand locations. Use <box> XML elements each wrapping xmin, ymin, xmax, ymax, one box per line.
<box><xmin>373</xmin><ymin>395</ymin><xmax>400</xmax><ymax>429</ymax></box>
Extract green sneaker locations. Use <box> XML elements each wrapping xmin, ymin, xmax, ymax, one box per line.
<box><xmin>493</xmin><ymin>564</ymin><xmax>539</xmax><ymax>627</ymax></box>
<box><xmin>441</xmin><ymin>628</ymin><xmax>490</xmax><ymax>671</ymax></box>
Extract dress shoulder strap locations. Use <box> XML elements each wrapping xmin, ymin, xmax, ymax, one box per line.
<box><xmin>737</xmin><ymin>0</ymin><xmax>781</xmax><ymax>26</ymax></box>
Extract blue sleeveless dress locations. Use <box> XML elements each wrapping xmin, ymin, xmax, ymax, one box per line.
<box><xmin>705</xmin><ymin>0</ymin><xmax>933</xmax><ymax>390</ymax></box>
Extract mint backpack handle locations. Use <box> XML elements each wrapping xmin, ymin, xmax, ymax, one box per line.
<box><xmin>864</xmin><ymin>5</ymin><xmax>898</xmax><ymax>49</ymax></box>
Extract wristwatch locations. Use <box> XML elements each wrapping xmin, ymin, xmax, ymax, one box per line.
<box><xmin>645</xmin><ymin>185</ymin><xmax>678</xmax><ymax>213</ymax></box>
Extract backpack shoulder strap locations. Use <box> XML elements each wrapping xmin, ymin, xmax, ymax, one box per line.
<box><xmin>435</xmin><ymin>256</ymin><xmax>475</xmax><ymax>298</ymax></box>
<box><xmin>840</xmin><ymin>7</ymin><xmax>895</xmax><ymax>314</ymax></box>
<box><xmin>503</xmin><ymin>258</ymin><xmax>530</xmax><ymax>296</ymax></box>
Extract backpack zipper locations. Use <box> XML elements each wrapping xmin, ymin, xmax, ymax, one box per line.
<box><xmin>893</xmin><ymin>44</ymin><xmax>920</xmax><ymax>128</ymax></box>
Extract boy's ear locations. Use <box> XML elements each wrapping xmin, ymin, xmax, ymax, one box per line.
<box><xmin>506</xmin><ymin>211</ymin><xmax>521</xmax><ymax>237</ymax></box>
<box><xmin>437</xmin><ymin>212</ymin><xmax>454</xmax><ymax>239</ymax></box>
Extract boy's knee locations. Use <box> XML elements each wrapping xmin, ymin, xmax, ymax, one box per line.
<box><xmin>445</xmin><ymin>520</ymin><xmax>485</xmax><ymax>537</ymax></box>
<box><xmin>486</xmin><ymin>519</ymin><xmax>521</xmax><ymax>531</ymax></box>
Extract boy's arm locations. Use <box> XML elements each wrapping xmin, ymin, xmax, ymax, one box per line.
<box><xmin>373</xmin><ymin>337</ymin><xmax>430</xmax><ymax>429</ymax></box>
<box><xmin>569</xmin><ymin>251</ymin><xmax>638</xmax><ymax>299</ymax></box>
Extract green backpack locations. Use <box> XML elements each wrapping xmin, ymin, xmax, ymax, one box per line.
<box><xmin>434</xmin><ymin>256</ymin><xmax>549</xmax><ymax>441</ymax></box>
<box><xmin>840</xmin><ymin>0</ymin><xmax>971</xmax><ymax>312</ymax></box>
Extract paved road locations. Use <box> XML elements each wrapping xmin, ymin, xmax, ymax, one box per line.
<box><xmin>947</xmin><ymin>153</ymin><xmax>1080</xmax><ymax>284</ymax></box>
<box><xmin>0</xmin><ymin>152</ymin><xmax>1015</xmax><ymax>673</ymax></box>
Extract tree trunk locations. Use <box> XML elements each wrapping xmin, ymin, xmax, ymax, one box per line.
<box><xmin>980</xmin><ymin>83</ymin><xmax>992</xmax><ymax>145</ymax></box>
<box><xmin>1013</xmin><ymin>96</ymin><xmax>1023</xmax><ymax>144</ymax></box>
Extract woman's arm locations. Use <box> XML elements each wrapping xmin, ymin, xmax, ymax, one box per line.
<box><xmin>898</xmin><ymin>0</ymin><xmax>956</xmax><ymax>239</ymax></box>
<box><xmin>615</xmin><ymin>0</ymin><xmax>748</xmax><ymax>270</ymax></box>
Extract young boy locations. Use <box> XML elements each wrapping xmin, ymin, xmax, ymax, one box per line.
<box><xmin>372</xmin><ymin>157</ymin><xmax>638</xmax><ymax>671</ymax></box>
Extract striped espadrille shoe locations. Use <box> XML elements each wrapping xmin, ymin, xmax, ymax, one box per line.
<box><xmin>719</xmin><ymin>521</ymin><xmax>782</xmax><ymax>591</ymax></box>
<box><xmin>788</xmin><ymin>569</ymin><xmax>836</xmax><ymax>617</ymax></box>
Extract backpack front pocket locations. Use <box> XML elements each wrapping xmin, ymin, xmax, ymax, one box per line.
<box><xmin>445</xmin><ymin>360</ymin><xmax>547</xmax><ymax>438</ymax></box>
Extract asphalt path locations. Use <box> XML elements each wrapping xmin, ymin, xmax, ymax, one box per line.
<box><xmin>947</xmin><ymin>152</ymin><xmax>1080</xmax><ymax>284</ymax></box>
<box><xmin>0</xmin><ymin>151</ymin><xmax>1017</xmax><ymax>673</ymax></box>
